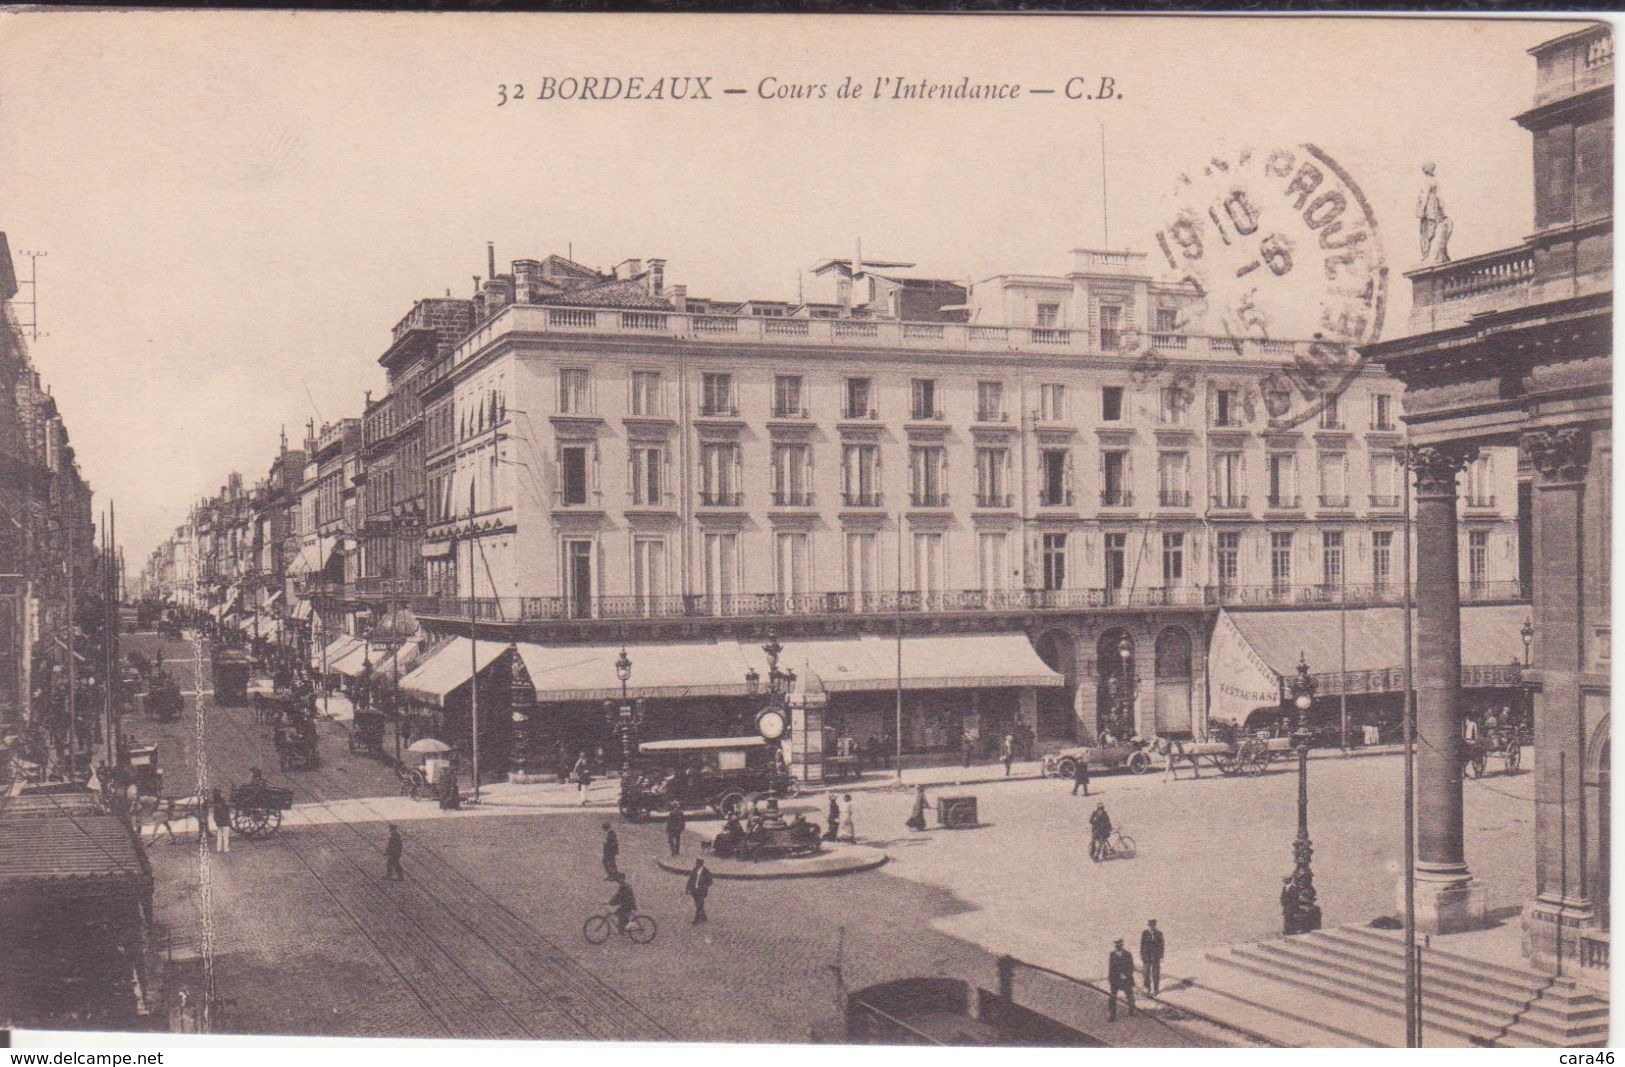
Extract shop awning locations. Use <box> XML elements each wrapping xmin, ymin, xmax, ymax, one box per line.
<box><xmin>209</xmin><ymin>604</ymin><xmax>229</xmax><ymax>620</ymax></box>
<box><xmin>370</xmin><ymin>638</ymin><xmax>425</xmax><ymax>680</ymax></box>
<box><xmin>221</xmin><ymin>612</ymin><xmax>240</xmax><ymax>629</ymax></box>
<box><xmin>421</xmin><ymin>539</ymin><xmax>454</xmax><ymax>559</ymax></box>
<box><xmin>0</xmin><ymin>808</ymin><xmax>152</xmax><ymax>896</ymax></box>
<box><xmin>399</xmin><ymin>638</ymin><xmax>510</xmax><ymax>707</ymax></box>
<box><xmin>291</xmin><ymin>598</ymin><xmax>313</xmax><ymax>621</ymax></box>
<box><xmin>330</xmin><ymin>641</ymin><xmax>382</xmax><ymax>679</ymax></box>
<box><xmin>261</xmin><ymin>589</ymin><xmax>283</xmax><ymax>610</ymax></box>
<box><xmin>1219</xmin><ymin>603</ymin><xmax>1531</xmax><ymax>698</ymax></box>
<box><xmin>771</xmin><ymin>633</ymin><xmax>1065</xmax><ymax>693</ymax></box>
<box><xmin>313</xmin><ymin>634</ymin><xmax>364</xmax><ymax>672</ymax></box>
<box><xmin>513</xmin><ymin>640</ymin><xmax>755</xmax><ymax>702</ymax></box>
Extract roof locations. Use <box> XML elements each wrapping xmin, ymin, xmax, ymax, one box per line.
<box><xmin>0</xmin><ymin>809</ymin><xmax>151</xmax><ymax>893</ymax></box>
<box><xmin>639</xmin><ymin>736</ymin><xmax>771</xmax><ymax>753</ymax></box>
<box><xmin>811</xmin><ymin>258</ymin><xmax>915</xmax><ymax>275</ymax></box>
<box><xmin>537</xmin><ymin>279</ymin><xmax>671</xmax><ymax>310</ymax></box>
<box><xmin>0</xmin><ymin>793</ymin><xmax>101</xmax><ymax>819</ymax></box>
<box><xmin>1224</xmin><ymin>604</ymin><xmax>1530</xmax><ymax>677</ymax></box>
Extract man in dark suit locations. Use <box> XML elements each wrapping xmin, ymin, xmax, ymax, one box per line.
<box><xmin>1140</xmin><ymin>919</ymin><xmax>1165</xmax><ymax>995</ymax></box>
<box><xmin>1107</xmin><ymin>938</ymin><xmax>1137</xmax><ymax>1020</ymax></box>
<box><xmin>685</xmin><ymin>857</ymin><xmax>713</xmax><ymax>924</ymax></box>
<box><xmin>601</xmin><ymin>821</ymin><xmax>620</xmax><ymax>880</ymax></box>
<box><xmin>1071</xmin><ymin>756</ymin><xmax>1090</xmax><ymax>796</ymax></box>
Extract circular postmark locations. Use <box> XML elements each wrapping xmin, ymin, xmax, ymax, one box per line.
<box><xmin>1141</xmin><ymin>143</ymin><xmax>1388</xmax><ymax>431</ymax></box>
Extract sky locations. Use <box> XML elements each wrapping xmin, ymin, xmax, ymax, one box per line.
<box><xmin>0</xmin><ymin>11</ymin><xmax>1588</xmax><ymax>567</ymax></box>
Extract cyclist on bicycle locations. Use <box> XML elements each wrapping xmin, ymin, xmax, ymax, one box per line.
<box><xmin>608</xmin><ymin>874</ymin><xmax>637</xmax><ymax>933</ymax></box>
<box><xmin>1089</xmin><ymin>802</ymin><xmax>1113</xmax><ymax>862</ymax></box>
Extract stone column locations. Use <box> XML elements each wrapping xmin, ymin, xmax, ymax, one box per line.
<box><xmin>1520</xmin><ymin>427</ymin><xmax>1598</xmax><ymax>969</ymax></box>
<box><xmin>1407</xmin><ymin>444</ymin><xmax>1480</xmax><ymax>933</ymax></box>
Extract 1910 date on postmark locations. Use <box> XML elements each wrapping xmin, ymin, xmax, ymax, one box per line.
<box><xmin>1136</xmin><ymin>143</ymin><xmax>1389</xmax><ymax>431</ymax></box>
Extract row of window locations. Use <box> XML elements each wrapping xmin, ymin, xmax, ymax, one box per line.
<box><xmin>423</xmin><ymin>438</ymin><xmax>1485</xmax><ymax>520</ymax></box>
<box><xmin>550</xmin><ymin>368</ymin><xmax>1403</xmax><ymax>430</ymax></box>
<box><xmin>511</xmin><ymin>527</ymin><xmax>1498</xmax><ymax>609</ymax></box>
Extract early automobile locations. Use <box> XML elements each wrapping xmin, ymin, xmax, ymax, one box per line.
<box><xmin>619</xmin><ymin>735</ymin><xmax>795</xmax><ymax>821</ymax></box>
<box><xmin>1045</xmin><ymin>740</ymin><xmax>1156</xmax><ymax>779</ymax></box>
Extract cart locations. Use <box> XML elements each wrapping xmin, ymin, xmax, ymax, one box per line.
<box><xmin>230</xmin><ymin>782</ymin><xmax>294</xmax><ymax>837</ymax></box>
<box><xmin>348</xmin><ymin>710</ymin><xmax>387</xmax><ymax>757</ymax></box>
<box><xmin>274</xmin><ymin>720</ymin><xmax>320</xmax><ymax>771</ymax></box>
<box><xmin>1181</xmin><ymin>736</ymin><xmax>1293</xmax><ymax>776</ymax></box>
<box><xmin>123</xmin><ymin>743</ymin><xmax>164</xmax><ymax>801</ymax></box>
<box><xmin>1465</xmin><ymin>729</ymin><xmax>1522</xmax><ymax>778</ymax></box>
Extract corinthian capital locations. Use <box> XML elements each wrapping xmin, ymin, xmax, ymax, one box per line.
<box><xmin>1405</xmin><ymin>443</ymin><xmax>1479</xmax><ymax>495</ymax></box>
<box><xmin>1524</xmin><ymin>427</ymin><xmax>1592</xmax><ymax>484</ymax></box>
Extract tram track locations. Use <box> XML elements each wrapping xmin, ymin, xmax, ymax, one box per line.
<box><xmin>200</xmin><ymin>680</ymin><xmax>673</xmax><ymax>1042</ymax></box>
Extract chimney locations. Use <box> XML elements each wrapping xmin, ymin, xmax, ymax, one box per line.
<box><xmin>671</xmin><ymin>284</ymin><xmax>687</xmax><ymax>313</ymax></box>
<box><xmin>487</xmin><ymin>241</ymin><xmax>496</xmax><ymax>280</ymax></box>
<box><xmin>513</xmin><ymin>259</ymin><xmax>542</xmax><ymax>303</ymax></box>
<box><xmin>615</xmin><ymin>258</ymin><xmax>643</xmax><ymax>282</ymax></box>
<box><xmin>647</xmin><ymin>258</ymin><xmax>666</xmax><ymax>295</ymax></box>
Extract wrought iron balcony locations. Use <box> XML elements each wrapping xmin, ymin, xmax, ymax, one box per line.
<box><xmin>697</xmin><ymin>491</ymin><xmax>744</xmax><ymax>507</ymax></box>
<box><xmin>1039</xmin><ymin>489</ymin><xmax>1074</xmax><ymax>507</ymax></box>
<box><xmin>771</xmin><ymin>491</ymin><xmax>814</xmax><ymax>507</ymax></box>
<box><xmin>1100</xmin><ymin>489</ymin><xmax>1133</xmax><ymax>507</ymax></box>
<box><xmin>841</xmin><ymin>491</ymin><xmax>883</xmax><ymax>508</ymax></box>
<box><xmin>1158</xmin><ymin>490</ymin><xmax>1191</xmax><ymax>507</ymax></box>
<box><xmin>909</xmin><ymin>492</ymin><xmax>949</xmax><ymax>508</ymax></box>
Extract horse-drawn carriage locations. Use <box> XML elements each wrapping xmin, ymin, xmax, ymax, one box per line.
<box><xmin>1044</xmin><ymin>733</ymin><xmax>1295</xmax><ymax>779</ymax></box>
<box><xmin>1465</xmin><ymin>728</ymin><xmax>1522</xmax><ymax>778</ymax></box>
<box><xmin>348</xmin><ymin>709</ymin><xmax>387</xmax><ymax>757</ymax></box>
<box><xmin>147</xmin><ymin>672</ymin><xmax>184</xmax><ymax>723</ymax></box>
<box><xmin>274</xmin><ymin>719</ymin><xmax>320</xmax><ymax>771</ymax></box>
<box><xmin>230</xmin><ymin>782</ymin><xmax>295</xmax><ymax>837</ymax></box>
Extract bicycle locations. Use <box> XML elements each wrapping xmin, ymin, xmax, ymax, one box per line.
<box><xmin>583</xmin><ymin>907</ymin><xmax>658</xmax><ymax>945</ymax></box>
<box><xmin>1093</xmin><ymin>827</ymin><xmax>1137</xmax><ymax>861</ymax></box>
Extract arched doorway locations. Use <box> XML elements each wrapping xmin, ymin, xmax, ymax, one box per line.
<box><xmin>1095</xmin><ymin>629</ymin><xmax>1136</xmax><ymax>741</ymax></box>
<box><xmin>1154</xmin><ymin>628</ymin><xmax>1194</xmax><ymax>738</ymax></box>
<box><xmin>1034</xmin><ymin>630</ymin><xmax>1078</xmax><ymax>742</ymax></box>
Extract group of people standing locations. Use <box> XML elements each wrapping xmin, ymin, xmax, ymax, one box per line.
<box><xmin>823</xmin><ymin>792</ymin><xmax>858</xmax><ymax>842</ymax></box>
<box><xmin>1105</xmin><ymin>919</ymin><xmax>1167</xmax><ymax>1021</ymax></box>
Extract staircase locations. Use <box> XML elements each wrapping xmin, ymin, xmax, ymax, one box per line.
<box><xmin>1157</xmin><ymin>925</ymin><xmax>1609</xmax><ymax>1048</ymax></box>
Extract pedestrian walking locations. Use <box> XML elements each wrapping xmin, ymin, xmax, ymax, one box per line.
<box><xmin>825</xmin><ymin>793</ymin><xmax>841</xmax><ymax>842</ymax></box>
<box><xmin>1089</xmin><ymin>801</ymin><xmax>1112</xmax><ymax>862</ymax></box>
<box><xmin>210</xmin><ymin>788</ymin><xmax>231</xmax><ymax>854</ymax></box>
<box><xmin>961</xmin><ymin>730</ymin><xmax>973</xmax><ymax>769</ymax></box>
<box><xmin>1001</xmin><ymin>733</ymin><xmax>1015</xmax><ymax>777</ymax></box>
<box><xmin>601</xmin><ymin>821</ymin><xmax>620</xmax><ymax>880</ymax></box>
<box><xmin>1161</xmin><ymin>737</ymin><xmax>1177</xmax><ymax>782</ymax></box>
<box><xmin>1140</xmin><ymin>919</ymin><xmax>1165</xmax><ymax>996</ymax></box>
<box><xmin>684</xmin><ymin>857</ymin><xmax>713</xmax><ymax>924</ymax></box>
<box><xmin>905</xmin><ymin>785</ymin><xmax>928</xmax><ymax>832</ymax></box>
<box><xmin>665</xmin><ymin>802</ymin><xmax>686</xmax><ymax>857</ymax></box>
<box><xmin>838</xmin><ymin>792</ymin><xmax>856</xmax><ymax>843</ymax></box>
<box><xmin>1107</xmin><ymin>938</ymin><xmax>1137</xmax><ymax>1019</ymax></box>
<box><xmin>573</xmin><ymin>752</ymin><xmax>592</xmax><ymax>806</ymax></box>
<box><xmin>384</xmin><ymin>824</ymin><xmax>404</xmax><ymax>881</ymax></box>
<box><xmin>1071</xmin><ymin>756</ymin><xmax>1090</xmax><ymax>797</ymax></box>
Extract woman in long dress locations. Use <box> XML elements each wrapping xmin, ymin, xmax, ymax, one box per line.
<box><xmin>906</xmin><ymin>785</ymin><xmax>928</xmax><ymax>832</ymax></box>
<box><xmin>825</xmin><ymin>793</ymin><xmax>841</xmax><ymax>841</ymax></box>
<box><xmin>839</xmin><ymin>792</ymin><xmax>856</xmax><ymax>843</ymax></box>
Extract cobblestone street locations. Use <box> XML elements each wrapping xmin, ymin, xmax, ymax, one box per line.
<box><xmin>125</xmin><ymin>631</ymin><xmax>1538</xmax><ymax>1043</ymax></box>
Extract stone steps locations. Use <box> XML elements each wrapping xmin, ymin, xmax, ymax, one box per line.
<box><xmin>1160</xmin><ymin>925</ymin><xmax>1609</xmax><ymax>1048</ymax></box>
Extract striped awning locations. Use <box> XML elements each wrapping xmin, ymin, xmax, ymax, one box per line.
<box><xmin>399</xmin><ymin>638</ymin><xmax>510</xmax><ymax>707</ymax></box>
<box><xmin>313</xmin><ymin>634</ymin><xmax>364</xmax><ymax>672</ymax></box>
<box><xmin>514</xmin><ymin>640</ymin><xmax>755</xmax><ymax>703</ymax></box>
<box><xmin>769</xmin><ymin>633</ymin><xmax>1065</xmax><ymax>693</ymax></box>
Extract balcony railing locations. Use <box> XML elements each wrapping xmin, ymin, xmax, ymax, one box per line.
<box><xmin>976</xmin><ymin>409</ymin><xmax>1010</xmax><ymax>423</ymax></box>
<box><xmin>841</xmin><ymin>406</ymin><xmax>879</xmax><ymax>420</ymax></box>
<box><xmin>1158</xmin><ymin>490</ymin><xmax>1191</xmax><ymax>507</ymax></box>
<box><xmin>1466</xmin><ymin>495</ymin><xmax>1498</xmax><ymax>508</ymax></box>
<box><xmin>771</xmin><ymin>407</ymin><xmax>810</xmax><ymax>420</ymax></box>
<box><xmin>698</xmin><ymin>491</ymin><xmax>744</xmax><ymax>507</ymax></box>
<box><xmin>1319</xmin><ymin>494</ymin><xmax>1351</xmax><ymax>508</ymax></box>
<box><xmin>698</xmin><ymin>402</ymin><xmax>739</xmax><ymax>418</ymax></box>
<box><xmin>910</xmin><ymin>408</ymin><xmax>944</xmax><ymax>422</ymax></box>
<box><xmin>909</xmin><ymin>492</ymin><xmax>949</xmax><ymax>508</ymax></box>
<box><xmin>354</xmin><ymin>576</ymin><xmax>427</xmax><ymax>597</ymax></box>
<box><xmin>1100</xmin><ymin>490</ymin><xmax>1134</xmax><ymax>507</ymax></box>
<box><xmin>1369</xmin><ymin>494</ymin><xmax>1401</xmax><ymax>508</ymax></box>
<box><xmin>1266</xmin><ymin>495</ymin><xmax>1301</xmax><ymax>509</ymax></box>
<box><xmin>974</xmin><ymin>492</ymin><xmax>1013</xmax><ymax>508</ymax></box>
<box><xmin>771</xmin><ymin>491</ymin><xmax>814</xmax><ymax>507</ymax></box>
<box><xmin>841</xmin><ymin>491</ymin><xmax>883</xmax><ymax>507</ymax></box>
<box><xmin>1039</xmin><ymin>490</ymin><xmax>1074</xmax><ymax>507</ymax></box>
<box><xmin>1211</xmin><ymin>494</ymin><xmax>1249</xmax><ymax>509</ymax></box>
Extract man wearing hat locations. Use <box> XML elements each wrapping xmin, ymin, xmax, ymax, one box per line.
<box><xmin>1140</xmin><ymin>919</ymin><xmax>1165</xmax><ymax>995</ymax></box>
<box><xmin>1107</xmin><ymin>938</ymin><xmax>1137</xmax><ymax>1020</ymax></box>
<box><xmin>602</xmin><ymin>821</ymin><xmax>620</xmax><ymax>880</ymax></box>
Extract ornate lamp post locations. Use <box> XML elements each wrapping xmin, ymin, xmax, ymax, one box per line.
<box><xmin>747</xmin><ymin>632</ymin><xmax>795</xmax><ymax>744</ymax></box>
<box><xmin>1519</xmin><ymin>617</ymin><xmax>1534</xmax><ymax>738</ymax></box>
<box><xmin>602</xmin><ymin>647</ymin><xmax>645</xmax><ymax>803</ymax></box>
<box><xmin>1282</xmin><ymin>652</ymin><xmax>1322</xmax><ymax>935</ymax></box>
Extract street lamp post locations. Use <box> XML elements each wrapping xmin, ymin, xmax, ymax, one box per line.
<box><xmin>1520</xmin><ymin>617</ymin><xmax>1534</xmax><ymax>739</ymax></box>
<box><xmin>1116</xmin><ymin>636</ymin><xmax>1134</xmax><ymax>740</ymax></box>
<box><xmin>1282</xmin><ymin>652</ymin><xmax>1322</xmax><ymax>935</ymax></box>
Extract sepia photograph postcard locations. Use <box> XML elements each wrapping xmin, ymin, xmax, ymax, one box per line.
<box><xmin>0</xmin><ymin>8</ymin><xmax>1613</xmax><ymax>1056</ymax></box>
